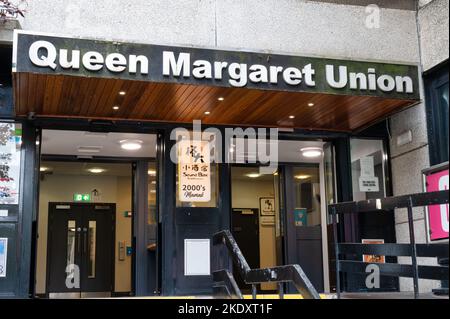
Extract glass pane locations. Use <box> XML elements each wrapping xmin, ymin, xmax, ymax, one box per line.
<box><xmin>88</xmin><ymin>221</ymin><xmax>96</xmax><ymax>278</ymax></box>
<box><xmin>148</xmin><ymin>162</ymin><xmax>157</xmax><ymax>225</ymax></box>
<box><xmin>323</xmin><ymin>144</ymin><xmax>336</xmax><ymax>224</ymax></box>
<box><xmin>293</xmin><ymin>166</ymin><xmax>321</xmax><ymax>227</ymax></box>
<box><xmin>350</xmin><ymin>139</ymin><xmax>386</xmax><ymax>201</ymax></box>
<box><xmin>437</xmin><ymin>82</ymin><xmax>449</xmax><ymax>160</ymax></box>
<box><xmin>66</xmin><ymin>220</ymin><xmax>76</xmax><ymax>268</ymax></box>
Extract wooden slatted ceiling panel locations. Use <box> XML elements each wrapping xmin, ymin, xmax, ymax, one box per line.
<box><xmin>14</xmin><ymin>73</ymin><xmax>416</xmax><ymax>132</ymax></box>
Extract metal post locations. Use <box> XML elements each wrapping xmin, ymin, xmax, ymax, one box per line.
<box><xmin>252</xmin><ymin>285</ymin><xmax>257</xmax><ymax>300</ymax></box>
<box><xmin>332</xmin><ymin>206</ymin><xmax>341</xmax><ymax>299</ymax></box>
<box><xmin>278</xmin><ymin>282</ymin><xmax>284</xmax><ymax>299</ymax></box>
<box><xmin>407</xmin><ymin>196</ymin><xmax>420</xmax><ymax>299</ymax></box>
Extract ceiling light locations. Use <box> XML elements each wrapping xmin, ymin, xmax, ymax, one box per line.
<box><xmin>295</xmin><ymin>175</ymin><xmax>310</xmax><ymax>180</ymax></box>
<box><xmin>40</xmin><ymin>167</ymin><xmax>49</xmax><ymax>172</ymax></box>
<box><xmin>246</xmin><ymin>173</ymin><xmax>261</xmax><ymax>178</ymax></box>
<box><xmin>119</xmin><ymin>91</ymin><xmax>126</xmax><ymax>96</ymax></box>
<box><xmin>301</xmin><ymin>147</ymin><xmax>323</xmax><ymax>158</ymax></box>
<box><xmin>148</xmin><ymin>170</ymin><xmax>157</xmax><ymax>176</ymax></box>
<box><xmin>289</xmin><ymin>115</ymin><xmax>295</xmax><ymax>119</ymax></box>
<box><xmin>88</xmin><ymin>168</ymin><xmax>105</xmax><ymax>174</ymax></box>
<box><xmin>218</xmin><ymin>97</ymin><xmax>225</xmax><ymax>101</ymax></box>
<box><xmin>204</xmin><ymin>111</ymin><xmax>211</xmax><ymax>115</ymax></box>
<box><xmin>308</xmin><ymin>102</ymin><xmax>315</xmax><ymax>107</ymax></box>
<box><xmin>120</xmin><ymin>139</ymin><xmax>143</xmax><ymax>151</ymax></box>
<box><xmin>113</xmin><ymin>106</ymin><xmax>120</xmax><ymax>110</ymax></box>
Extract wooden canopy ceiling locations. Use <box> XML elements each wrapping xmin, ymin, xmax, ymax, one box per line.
<box><xmin>13</xmin><ymin>73</ymin><xmax>417</xmax><ymax>132</ymax></box>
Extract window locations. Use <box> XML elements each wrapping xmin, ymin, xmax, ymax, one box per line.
<box><xmin>0</xmin><ymin>47</ymin><xmax>13</xmax><ymax>117</ymax></box>
<box><xmin>350</xmin><ymin>139</ymin><xmax>387</xmax><ymax>201</ymax></box>
<box><xmin>425</xmin><ymin>61</ymin><xmax>449</xmax><ymax>166</ymax></box>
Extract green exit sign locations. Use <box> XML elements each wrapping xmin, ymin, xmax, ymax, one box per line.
<box><xmin>73</xmin><ymin>193</ymin><xmax>91</xmax><ymax>202</ymax></box>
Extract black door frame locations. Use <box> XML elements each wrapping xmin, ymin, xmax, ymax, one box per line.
<box><xmin>14</xmin><ymin>115</ymin><xmax>398</xmax><ymax>297</ymax></box>
<box><xmin>45</xmin><ymin>202</ymin><xmax>116</xmax><ymax>297</ymax></box>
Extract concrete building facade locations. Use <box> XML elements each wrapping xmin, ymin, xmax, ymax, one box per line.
<box><xmin>0</xmin><ymin>0</ymin><xmax>448</xmax><ymax>298</ymax></box>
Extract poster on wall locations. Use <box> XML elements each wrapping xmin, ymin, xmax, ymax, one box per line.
<box><xmin>294</xmin><ymin>208</ymin><xmax>308</xmax><ymax>226</ymax></box>
<box><xmin>0</xmin><ymin>123</ymin><xmax>21</xmax><ymax>205</ymax></box>
<box><xmin>260</xmin><ymin>197</ymin><xmax>275</xmax><ymax>216</ymax></box>
<box><xmin>423</xmin><ymin>164</ymin><xmax>449</xmax><ymax>242</ymax></box>
<box><xmin>0</xmin><ymin>238</ymin><xmax>7</xmax><ymax>278</ymax></box>
<box><xmin>178</xmin><ymin>139</ymin><xmax>211</xmax><ymax>202</ymax></box>
<box><xmin>359</xmin><ymin>156</ymin><xmax>380</xmax><ymax>192</ymax></box>
<box><xmin>362</xmin><ymin>239</ymin><xmax>385</xmax><ymax>263</ymax></box>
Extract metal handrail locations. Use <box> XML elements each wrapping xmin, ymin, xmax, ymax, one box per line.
<box><xmin>213</xmin><ymin>230</ymin><xmax>321</xmax><ymax>299</ymax></box>
<box><xmin>329</xmin><ymin>190</ymin><xmax>449</xmax><ymax>299</ymax></box>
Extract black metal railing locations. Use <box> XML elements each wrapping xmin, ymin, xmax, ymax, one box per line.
<box><xmin>212</xmin><ymin>230</ymin><xmax>321</xmax><ymax>299</ymax></box>
<box><xmin>329</xmin><ymin>190</ymin><xmax>449</xmax><ymax>299</ymax></box>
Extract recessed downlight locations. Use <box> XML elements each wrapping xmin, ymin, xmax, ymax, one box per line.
<box><xmin>218</xmin><ymin>97</ymin><xmax>225</xmax><ymax>101</ymax></box>
<box><xmin>119</xmin><ymin>91</ymin><xmax>126</xmax><ymax>96</ymax></box>
<box><xmin>308</xmin><ymin>102</ymin><xmax>315</xmax><ymax>107</ymax></box>
<box><xmin>88</xmin><ymin>168</ymin><xmax>105</xmax><ymax>174</ymax></box>
<box><xmin>120</xmin><ymin>139</ymin><xmax>143</xmax><ymax>151</ymax></box>
<box><xmin>301</xmin><ymin>147</ymin><xmax>323</xmax><ymax>158</ymax></box>
<box><xmin>204</xmin><ymin>111</ymin><xmax>211</xmax><ymax>115</ymax></box>
<box><xmin>40</xmin><ymin>167</ymin><xmax>50</xmax><ymax>172</ymax></box>
<box><xmin>246</xmin><ymin>173</ymin><xmax>261</xmax><ymax>178</ymax></box>
<box><xmin>113</xmin><ymin>106</ymin><xmax>120</xmax><ymax>110</ymax></box>
<box><xmin>295</xmin><ymin>175</ymin><xmax>311</xmax><ymax>180</ymax></box>
<box><xmin>289</xmin><ymin>115</ymin><xmax>295</xmax><ymax>119</ymax></box>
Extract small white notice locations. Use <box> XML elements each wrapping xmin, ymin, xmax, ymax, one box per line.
<box><xmin>360</xmin><ymin>156</ymin><xmax>375</xmax><ymax>177</ymax></box>
<box><xmin>184</xmin><ymin>239</ymin><xmax>210</xmax><ymax>276</ymax></box>
<box><xmin>0</xmin><ymin>238</ymin><xmax>7</xmax><ymax>278</ymax></box>
<box><xmin>359</xmin><ymin>176</ymin><xmax>380</xmax><ymax>192</ymax></box>
<box><xmin>359</xmin><ymin>156</ymin><xmax>379</xmax><ymax>192</ymax></box>
<box><xmin>0</xmin><ymin>210</ymin><xmax>8</xmax><ymax>217</ymax></box>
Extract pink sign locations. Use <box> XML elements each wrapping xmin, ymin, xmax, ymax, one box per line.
<box><xmin>426</xmin><ymin>169</ymin><xmax>449</xmax><ymax>241</ymax></box>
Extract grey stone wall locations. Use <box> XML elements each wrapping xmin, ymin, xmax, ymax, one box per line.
<box><xmin>2</xmin><ymin>0</ymin><xmax>420</xmax><ymax>64</ymax></box>
<box><xmin>389</xmin><ymin>0</ymin><xmax>449</xmax><ymax>292</ymax></box>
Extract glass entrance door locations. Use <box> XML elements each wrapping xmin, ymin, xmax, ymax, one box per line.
<box><xmin>283</xmin><ymin>164</ymin><xmax>325</xmax><ymax>292</ymax></box>
<box><xmin>46</xmin><ymin>203</ymin><xmax>114</xmax><ymax>298</ymax></box>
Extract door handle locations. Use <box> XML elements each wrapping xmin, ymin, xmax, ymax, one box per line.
<box><xmin>77</xmin><ymin>228</ymin><xmax>82</xmax><ymax>254</ymax></box>
<box><xmin>83</xmin><ymin>227</ymin><xmax>88</xmax><ymax>254</ymax></box>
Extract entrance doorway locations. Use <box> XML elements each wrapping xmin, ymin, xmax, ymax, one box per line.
<box><xmin>46</xmin><ymin>203</ymin><xmax>115</xmax><ymax>298</ymax></box>
<box><xmin>34</xmin><ymin>129</ymin><xmax>159</xmax><ymax>298</ymax></box>
<box><xmin>229</xmin><ymin>138</ymin><xmax>332</xmax><ymax>294</ymax></box>
<box><xmin>231</xmin><ymin>166</ymin><xmax>279</xmax><ymax>293</ymax></box>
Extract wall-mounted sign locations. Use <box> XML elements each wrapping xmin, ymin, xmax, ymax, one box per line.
<box><xmin>423</xmin><ymin>163</ymin><xmax>449</xmax><ymax>242</ymax></box>
<box><xmin>178</xmin><ymin>140</ymin><xmax>211</xmax><ymax>202</ymax></box>
<box><xmin>359</xmin><ymin>176</ymin><xmax>380</xmax><ymax>192</ymax></box>
<box><xmin>13</xmin><ymin>31</ymin><xmax>420</xmax><ymax>100</ymax></box>
<box><xmin>294</xmin><ymin>208</ymin><xmax>308</xmax><ymax>227</ymax></box>
<box><xmin>0</xmin><ymin>123</ymin><xmax>21</xmax><ymax>205</ymax></box>
<box><xmin>260</xmin><ymin>197</ymin><xmax>275</xmax><ymax>216</ymax></box>
<box><xmin>362</xmin><ymin>239</ymin><xmax>385</xmax><ymax>263</ymax></box>
<box><xmin>0</xmin><ymin>238</ymin><xmax>7</xmax><ymax>278</ymax></box>
<box><xmin>73</xmin><ymin>193</ymin><xmax>91</xmax><ymax>202</ymax></box>
<box><xmin>184</xmin><ymin>239</ymin><xmax>210</xmax><ymax>276</ymax></box>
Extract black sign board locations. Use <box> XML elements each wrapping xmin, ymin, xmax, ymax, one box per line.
<box><xmin>13</xmin><ymin>31</ymin><xmax>420</xmax><ymax>100</ymax></box>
